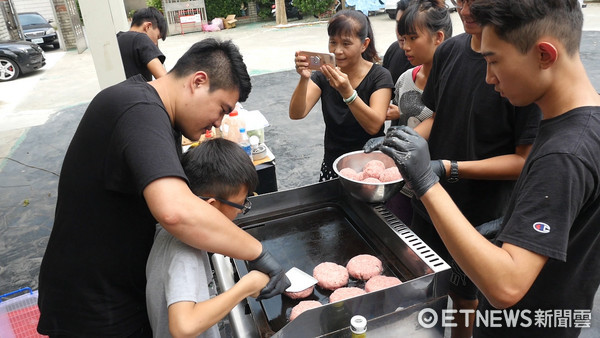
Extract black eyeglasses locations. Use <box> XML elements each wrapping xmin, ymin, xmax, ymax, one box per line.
<box><xmin>199</xmin><ymin>196</ymin><xmax>252</xmax><ymax>215</ymax></box>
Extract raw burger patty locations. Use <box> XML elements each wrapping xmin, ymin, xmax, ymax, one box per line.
<box><xmin>362</xmin><ymin>160</ymin><xmax>386</xmax><ymax>179</ymax></box>
<box><xmin>346</xmin><ymin>254</ymin><xmax>383</xmax><ymax>280</ymax></box>
<box><xmin>313</xmin><ymin>262</ymin><xmax>349</xmax><ymax>290</ymax></box>
<box><xmin>365</xmin><ymin>275</ymin><xmax>402</xmax><ymax>292</ymax></box>
<box><xmin>289</xmin><ymin>300</ymin><xmax>322</xmax><ymax>321</ymax></box>
<box><xmin>329</xmin><ymin>287</ymin><xmax>366</xmax><ymax>303</ymax></box>
<box><xmin>379</xmin><ymin>167</ymin><xmax>401</xmax><ymax>182</ymax></box>
<box><xmin>284</xmin><ymin>285</ymin><xmax>315</xmax><ymax>299</ymax></box>
<box><xmin>340</xmin><ymin>167</ymin><xmax>359</xmax><ymax>180</ymax></box>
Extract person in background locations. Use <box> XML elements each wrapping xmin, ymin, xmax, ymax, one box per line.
<box><xmin>290</xmin><ymin>9</ymin><xmax>394</xmax><ymax>182</ymax></box>
<box><xmin>146</xmin><ymin>138</ymin><xmax>269</xmax><ymax>338</ymax></box>
<box><xmin>117</xmin><ymin>7</ymin><xmax>168</xmax><ymax>81</ymax></box>
<box><xmin>382</xmin><ymin>0</ymin><xmax>414</xmax><ymax>86</ymax></box>
<box><xmin>384</xmin><ymin>0</ymin><xmax>452</xmax><ymax>226</ymax></box>
<box><xmin>37</xmin><ymin>38</ymin><xmax>289</xmax><ymax>337</ymax></box>
<box><xmin>372</xmin><ymin>0</ymin><xmax>600</xmax><ymax>336</ymax></box>
<box><xmin>386</xmin><ymin>0</ymin><xmax>542</xmax><ymax>335</ymax></box>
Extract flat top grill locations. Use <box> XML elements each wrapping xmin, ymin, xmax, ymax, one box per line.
<box><xmin>236</xmin><ymin>205</ymin><xmax>403</xmax><ymax>332</ymax></box>
<box><xmin>214</xmin><ymin>180</ymin><xmax>450</xmax><ymax>337</ymax></box>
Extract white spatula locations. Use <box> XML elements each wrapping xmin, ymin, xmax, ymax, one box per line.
<box><xmin>285</xmin><ymin>267</ymin><xmax>318</xmax><ymax>293</ymax></box>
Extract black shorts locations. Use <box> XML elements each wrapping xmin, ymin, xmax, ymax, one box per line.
<box><xmin>449</xmin><ymin>259</ymin><xmax>479</xmax><ymax>300</ymax></box>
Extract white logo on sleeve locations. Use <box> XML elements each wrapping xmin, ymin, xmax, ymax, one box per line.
<box><xmin>533</xmin><ymin>222</ymin><xmax>550</xmax><ymax>233</ymax></box>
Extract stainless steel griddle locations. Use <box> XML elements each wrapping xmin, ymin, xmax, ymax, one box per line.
<box><xmin>212</xmin><ymin>179</ymin><xmax>451</xmax><ymax>337</ymax></box>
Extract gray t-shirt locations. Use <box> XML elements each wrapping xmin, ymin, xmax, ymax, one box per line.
<box><xmin>146</xmin><ymin>226</ymin><xmax>220</xmax><ymax>338</ymax></box>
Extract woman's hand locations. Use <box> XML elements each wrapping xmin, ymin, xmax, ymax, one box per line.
<box><xmin>294</xmin><ymin>52</ymin><xmax>312</xmax><ymax>79</ymax></box>
<box><xmin>320</xmin><ymin>64</ymin><xmax>353</xmax><ymax>98</ymax></box>
<box><xmin>386</xmin><ymin>103</ymin><xmax>400</xmax><ymax>121</ymax></box>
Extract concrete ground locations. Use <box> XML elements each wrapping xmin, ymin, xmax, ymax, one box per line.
<box><xmin>1</xmin><ymin>5</ymin><xmax>599</xmax><ymax>336</ymax></box>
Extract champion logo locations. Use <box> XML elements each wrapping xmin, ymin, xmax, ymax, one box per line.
<box><xmin>533</xmin><ymin>222</ymin><xmax>550</xmax><ymax>234</ymax></box>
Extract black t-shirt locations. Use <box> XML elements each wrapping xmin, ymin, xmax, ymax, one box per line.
<box><xmin>117</xmin><ymin>31</ymin><xmax>166</xmax><ymax>81</ymax></box>
<box><xmin>416</xmin><ymin>33</ymin><xmax>542</xmax><ymax>226</ymax></box>
<box><xmin>382</xmin><ymin>40</ymin><xmax>412</xmax><ymax>87</ymax></box>
<box><xmin>312</xmin><ymin>63</ymin><xmax>394</xmax><ymax>167</ymax></box>
<box><xmin>37</xmin><ymin>75</ymin><xmax>186</xmax><ymax>336</ymax></box>
<box><xmin>476</xmin><ymin>107</ymin><xmax>600</xmax><ymax>337</ymax></box>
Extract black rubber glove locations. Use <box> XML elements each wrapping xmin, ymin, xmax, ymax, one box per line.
<box><xmin>379</xmin><ymin>126</ymin><xmax>439</xmax><ymax>198</ymax></box>
<box><xmin>363</xmin><ymin>126</ymin><xmax>402</xmax><ymax>153</ymax></box>
<box><xmin>363</xmin><ymin>136</ymin><xmax>384</xmax><ymax>153</ymax></box>
<box><xmin>247</xmin><ymin>248</ymin><xmax>291</xmax><ymax>300</ymax></box>
<box><xmin>430</xmin><ymin>160</ymin><xmax>446</xmax><ymax>180</ymax></box>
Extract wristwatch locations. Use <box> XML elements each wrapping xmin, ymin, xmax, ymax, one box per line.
<box><xmin>447</xmin><ymin>160</ymin><xmax>459</xmax><ymax>183</ymax></box>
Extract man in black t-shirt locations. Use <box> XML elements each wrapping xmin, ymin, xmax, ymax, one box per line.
<box><xmin>372</xmin><ymin>1</ymin><xmax>600</xmax><ymax>337</ymax></box>
<box><xmin>37</xmin><ymin>38</ymin><xmax>290</xmax><ymax>337</ymax></box>
<box><xmin>117</xmin><ymin>7</ymin><xmax>167</xmax><ymax>81</ymax></box>
<box><xmin>408</xmin><ymin>0</ymin><xmax>541</xmax><ymax>335</ymax></box>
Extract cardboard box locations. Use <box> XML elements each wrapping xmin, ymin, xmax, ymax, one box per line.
<box><xmin>224</xmin><ymin>14</ymin><xmax>237</xmax><ymax>29</ymax></box>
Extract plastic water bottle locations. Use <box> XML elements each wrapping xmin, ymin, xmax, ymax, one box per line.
<box><xmin>239</xmin><ymin>128</ymin><xmax>252</xmax><ymax>160</ymax></box>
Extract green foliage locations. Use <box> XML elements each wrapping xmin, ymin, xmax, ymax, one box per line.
<box><xmin>255</xmin><ymin>0</ymin><xmax>274</xmax><ymax>20</ymax></box>
<box><xmin>294</xmin><ymin>0</ymin><xmax>335</xmax><ymax>16</ymax></box>
<box><xmin>146</xmin><ymin>0</ymin><xmax>163</xmax><ymax>12</ymax></box>
<box><xmin>205</xmin><ymin>0</ymin><xmax>246</xmax><ymax>21</ymax></box>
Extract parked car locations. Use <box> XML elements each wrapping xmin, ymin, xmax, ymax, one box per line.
<box><xmin>0</xmin><ymin>40</ymin><xmax>46</xmax><ymax>81</ymax></box>
<box><xmin>385</xmin><ymin>0</ymin><xmax>456</xmax><ymax>19</ymax></box>
<box><xmin>18</xmin><ymin>12</ymin><xmax>59</xmax><ymax>49</ymax></box>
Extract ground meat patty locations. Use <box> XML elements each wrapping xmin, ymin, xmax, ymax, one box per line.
<box><xmin>365</xmin><ymin>275</ymin><xmax>402</xmax><ymax>292</ymax></box>
<box><xmin>340</xmin><ymin>167</ymin><xmax>359</xmax><ymax>180</ymax></box>
<box><xmin>313</xmin><ymin>262</ymin><xmax>349</xmax><ymax>290</ymax></box>
<box><xmin>284</xmin><ymin>285</ymin><xmax>315</xmax><ymax>299</ymax></box>
<box><xmin>289</xmin><ymin>300</ymin><xmax>322</xmax><ymax>321</ymax></box>
<box><xmin>329</xmin><ymin>287</ymin><xmax>366</xmax><ymax>303</ymax></box>
<box><xmin>379</xmin><ymin>167</ymin><xmax>402</xmax><ymax>182</ymax></box>
<box><xmin>363</xmin><ymin>160</ymin><xmax>386</xmax><ymax>179</ymax></box>
<box><xmin>346</xmin><ymin>254</ymin><xmax>383</xmax><ymax>280</ymax></box>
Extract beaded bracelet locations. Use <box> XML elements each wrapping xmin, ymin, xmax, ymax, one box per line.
<box><xmin>343</xmin><ymin>90</ymin><xmax>358</xmax><ymax>105</ymax></box>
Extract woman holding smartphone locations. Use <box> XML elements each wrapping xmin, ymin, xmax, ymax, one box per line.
<box><xmin>289</xmin><ymin>9</ymin><xmax>394</xmax><ymax>182</ymax></box>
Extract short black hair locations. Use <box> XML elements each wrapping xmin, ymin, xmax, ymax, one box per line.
<box><xmin>470</xmin><ymin>0</ymin><xmax>583</xmax><ymax>56</ymax></box>
<box><xmin>397</xmin><ymin>0</ymin><xmax>412</xmax><ymax>12</ymax></box>
<box><xmin>182</xmin><ymin>138</ymin><xmax>258</xmax><ymax>199</ymax></box>
<box><xmin>131</xmin><ymin>7</ymin><xmax>168</xmax><ymax>41</ymax></box>
<box><xmin>170</xmin><ymin>38</ymin><xmax>252</xmax><ymax>102</ymax></box>
<box><xmin>398</xmin><ymin>0</ymin><xmax>452</xmax><ymax>39</ymax></box>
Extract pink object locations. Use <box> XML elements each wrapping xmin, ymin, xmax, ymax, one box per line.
<box><xmin>379</xmin><ymin>167</ymin><xmax>402</xmax><ymax>182</ymax></box>
<box><xmin>365</xmin><ymin>275</ymin><xmax>403</xmax><ymax>292</ymax></box>
<box><xmin>284</xmin><ymin>285</ymin><xmax>315</xmax><ymax>299</ymax></box>
<box><xmin>313</xmin><ymin>262</ymin><xmax>349</xmax><ymax>290</ymax></box>
<box><xmin>289</xmin><ymin>300</ymin><xmax>322</xmax><ymax>321</ymax></box>
<box><xmin>339</xmin><ymin>167</ymin><xmax>359</xmax><ymax>180</ymax></box>
<box><xmin>346</xmin><ymin>254</ymin><xmax>383</xmax><ymax>280</ymax></box>
<box><xmin>362</xmin><ymin>177</ymin><xmax>381</xmax><ymax>183</ymax></box>
<box><xmin>356</xmin><ymin>171</ymin><xmax>365</xmax><ymax>181</ymax></box>
<box><xmin>329</xmin><ymin>287</ymin><xmax>366</xmax><ymax>303</ymax></box>
<box><xmin>363</xmin><ymin>160</ymin><xmax>386</xmax><ymax>178</ymax></box>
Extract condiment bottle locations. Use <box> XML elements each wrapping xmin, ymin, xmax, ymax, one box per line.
<box><xmin>222</xmin><ymin>110</ymin><xmax>245</xmax><ymax>143</ymax></box>
<box><xmin>239</xmin><ymin>128</ymin><xmax>252</xmax><ymax>160</ymax></box>
<box><xmin>350</xmin><ymin>315</ymin><xmax>367</xmax><ymax>338</ymax></box>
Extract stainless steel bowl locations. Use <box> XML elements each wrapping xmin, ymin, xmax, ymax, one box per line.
<box><xmin>333</xmin><ymin>150</ymin><xmax>404</xmax><ymax>203</ymax></box>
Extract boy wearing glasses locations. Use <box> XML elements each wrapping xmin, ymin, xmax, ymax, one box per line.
<box><xmin>146</xmin><ymin>138</ymin><xmax>269</xmax><ymax>337</ymax></box>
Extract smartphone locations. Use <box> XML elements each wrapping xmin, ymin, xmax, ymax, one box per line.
<box><xmin>298</xmin><ymin>51</ymin><xmax>336</xmax><ymax>70</ymax></box>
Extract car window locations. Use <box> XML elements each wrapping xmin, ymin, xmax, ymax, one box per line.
<box><xmin>18</xmin><ymin>14</ymin><xmax>48</xmax><ymax>26</ymax></box>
